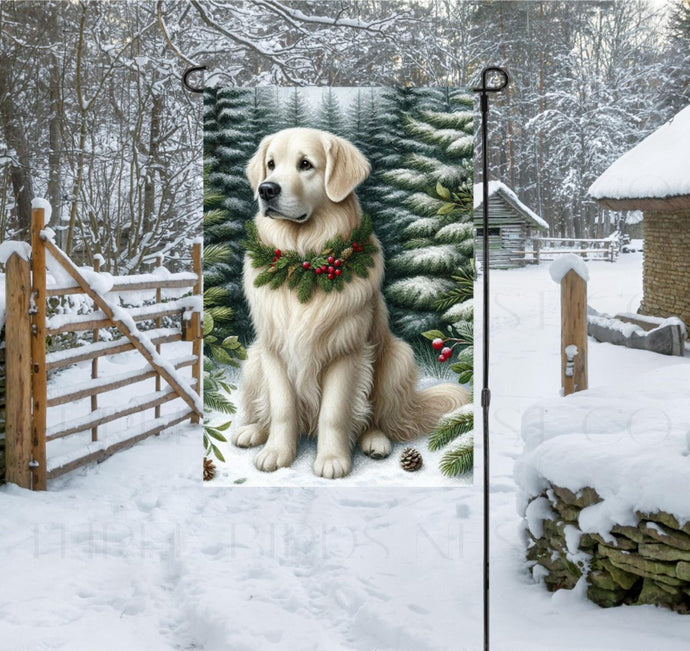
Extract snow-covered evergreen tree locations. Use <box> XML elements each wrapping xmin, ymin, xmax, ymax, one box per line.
<box><xmin>384</xmin><ymin>89</ymin><xmax>474</xmax><ymax>341</ymax></box>
<box><xmin>363</xmin><ymin>87</ymin><xmax>429</xmax><ymax>265</ymax></box>
<box><xmin>281</xmin><ymin>88</ymin><xmax>312</xmax><ymax>128</ymax></box>
<box><xmin>316</xmin><ymin>88</ymin><xmax>344</xmax><ymax>136</ymax></box>
<box><xmin>248</xmin><ymin>87</ymin><xmax>282</xmax><ymax>140</ymax></box>
<box><xmin>203</xmin><ymin>87</ymin><xmax>256</xmax><ymax>343</ymax></box>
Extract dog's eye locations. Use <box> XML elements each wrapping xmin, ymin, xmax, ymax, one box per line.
<box><xmin>300</xmin><ymin>159</ymin><xmax>312</xmax><ymax>171</ymax></box>
<box><xmin>267</xmin><ymin>160</ymin><xmax>275</xmax><ymax>171</ymax></box>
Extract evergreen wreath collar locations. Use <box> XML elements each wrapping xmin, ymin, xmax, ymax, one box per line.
<box><xmin>244</xmin><ymin>214</ymin><xmax>378</xmax><ymax>303</ymax></box>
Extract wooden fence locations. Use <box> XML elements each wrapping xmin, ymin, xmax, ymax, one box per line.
<box><xmin>4</xmin><ymin>206</ymin><xmax>202</xmax><ymax>490</ymax></box>
<box><xmin>531</xmin><ymin>237</ymin><xmax>617</xmax><ymax>264</ymax></box>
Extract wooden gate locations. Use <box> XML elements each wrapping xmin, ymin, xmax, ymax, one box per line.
<box><xmin>4</xmin><ymin>205</ymin><xmax>202</xmax><ymax>490</ymax></box>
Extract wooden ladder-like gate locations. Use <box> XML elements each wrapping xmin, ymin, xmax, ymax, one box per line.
<box><xmin>4</xmin><ymin>206</ymin><xmax>202</xmax><ymax>490</ymax></box>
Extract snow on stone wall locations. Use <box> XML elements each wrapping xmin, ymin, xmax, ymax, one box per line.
<box><xmin>516</xmin><ymin>364</ymin><xmax>690</xmax><ymax>611</ymax></box>
<box><xmin>639</xmin><ymin>210</ymin><xmax>690</xmax><ymax>326</ymax></box>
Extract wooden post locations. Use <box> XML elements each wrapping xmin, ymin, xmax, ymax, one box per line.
<box><xmin>30</xmin><ymin>207</ymin><xmax>48</xmax><ymax>490</ymax></box>
<box><xmin>191</xmin><ymin>241</ymin><xmax>202</xmax><ymax>425</ymax></box>
<box><xmin>155</xmin><ymin>255</ymin><xmax>162</xmax><ymax>420</ymax></box>
<box><xmin>5</xmin><ymin>254</ymin><xmax>33</xmax><ymax>488</ymax></box>
<box><xmin>561</xmin><ymin>269</ymin><xmax>588</xmax><ymax>396</ymax></box>
<box><xmin>533</xmin><ymin>238</ymin><xmax>540</xmax><ymax>265</ymax></box>
<box><xmin>91</xmin><ymin>257</ymin><xmax>100</xmax><ymax>442</ymax></box>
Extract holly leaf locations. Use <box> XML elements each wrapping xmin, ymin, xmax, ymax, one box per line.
<box><xmin>422</xmin><ymin>329</ymin><xmax>446</xmax><ymax>341</ymax></box>
<box><xmin>436</xmin><ymin>182</ymin><xmax>451</xmax><ymax>200</ymax></box>
<box><xmin>437</xmin><ymin>202</ymin><xmax>456</xmax><ymax>215</ymax></box>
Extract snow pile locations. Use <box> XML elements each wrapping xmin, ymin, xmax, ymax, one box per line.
<box><xmin>0</xmin><ymin>241</ymin><xmax>32</xmax><ymax>330</ymax></box>
<box><xmin>516</xmin><ymin>363</ymin><xmax>690</xmax><ymax>536</ymax></box>
<box><xmin>31</xmin><ymin>197</ymin><xmax>52</xmax><ymax>225</ymax></box>
<box><xmin>473</xmin><ymin>180</ymin><xmax>549</xmax><ymax>229</ymax></box>
<box><xmin>588</xmin><ymin>103</ymin><xmax>690</xmax><ymax>200</ymax></box>
<box><xmin>0</xmin><ymin>240</ymin><xmax>31</xmax><ymax>264</ymax></box>
<box><xmin>549</xmin><ymin>254</ymin><xmax>590</xmax><ymax>283</ymax></box>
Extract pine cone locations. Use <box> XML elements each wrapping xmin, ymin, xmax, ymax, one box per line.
<box><xmin>203</xmin><ymin>457</ymin><xmax>216</xmax><ymax>481</ymax></box>
<box><xmin>400</xmin><ymin>447</ymin><xmax>423</xmax><ymax>472</ymax></box>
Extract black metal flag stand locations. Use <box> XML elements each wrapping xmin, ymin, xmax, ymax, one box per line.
<box><xmin>473</xmin><ymin>66</ymin><xmax>509</xmax><ymax>651</ymax></box>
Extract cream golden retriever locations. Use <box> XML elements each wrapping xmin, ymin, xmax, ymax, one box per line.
<box><xmin>232</xmin><ymin>127</ymin><xmax>469</xmax><ymax>478</ymax></box>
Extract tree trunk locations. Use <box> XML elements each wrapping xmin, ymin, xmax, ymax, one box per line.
<box><xmin>0</xmin><ymin>55</ymin><xmax>34</xmax><ymax>240</ymax></box>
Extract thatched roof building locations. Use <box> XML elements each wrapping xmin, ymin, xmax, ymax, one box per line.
<box><xmin>589</xmin><ymin>104</ymin><xmax>690</xmax><ymax>325</ymax></box>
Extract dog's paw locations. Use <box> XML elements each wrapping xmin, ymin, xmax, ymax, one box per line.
<box><xmin>358</xmin><ymin>429</ymin><xmax>392</xmax><ymax>459</ymax></box>
<box><xmin>232</xmin><ymin>424</ymin><xmax>268</xmax><ymax>448</ymax></box>
<box><xmin>313</xmin><ymin>454</ymin><xmax>352</xmax><ymax>479</ymax></box>
<box><xmin>254</xmin><ymin>445</ymin><xmax>295</xmax><ymax>472</ymax></box>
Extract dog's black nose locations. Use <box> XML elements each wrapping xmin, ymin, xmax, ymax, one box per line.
<box><xmin>258</xmin><ymin>182</ymin><xmax>281</xmax><ymax>201</ymax></box>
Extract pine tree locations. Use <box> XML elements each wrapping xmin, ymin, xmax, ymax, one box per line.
<box><xmin>364</xmin><ymin>87</ymin><xmax>428</xmax><ymax>264</ymax></box>
<box><xmin>249</xmin><ymin>87</ymin><xmax>282</xmax><ymax>140</ymax></box>
<box><xmin>281</xmin><ymin>87</ymin><xmax>312</xmax><ymax>128</ymax></box>
<box><xmin>345</xmin><ymin>89</ymin><xmax>381</xmax><ymax>228</ymax></box>
<box><xmin>203</xmin><ymin>87</ymin><xmax>256</xmax><ymax>343</ymax></box>
<box><xmin>316</xmin><ymin>88</ymin><xmax>344</xmax><ymax>135</ymax></box>
<box><xmin>384</xmin><ymin>89</ymin><xmax>475</xmax><ymax>341</ymax></box>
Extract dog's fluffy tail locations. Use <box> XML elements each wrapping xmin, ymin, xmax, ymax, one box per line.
<box><xmin>372</xmin><ymin>336</ymin><xmax>471</xmax><ymax>442</ymax></box>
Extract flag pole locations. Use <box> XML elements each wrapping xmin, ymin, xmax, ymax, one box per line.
<box><xmin>473</xmin><ymin>66</ymin><xmax>508</xmax><ymax>651</ymax></box>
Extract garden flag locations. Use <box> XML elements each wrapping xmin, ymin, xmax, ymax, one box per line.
<box><xmin>203</xmin><ymin>86</ymin><xmax>475</xmax><ymax>486</ymax></box>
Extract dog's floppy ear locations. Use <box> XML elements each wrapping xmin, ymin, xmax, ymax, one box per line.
<box><xmin>322</xmin><ymin>133</ymin><xmax>370</xmax><ymax>203</ymax></box>
<box><xmin>246</xmin><ymin>134</ymin><xmax>273</xmax><ymax>195</ymax></box>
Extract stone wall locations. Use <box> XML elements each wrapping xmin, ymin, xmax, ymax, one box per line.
<box><xmin>526</xmin><ymin>485</ymin><xmax>690</xmax><ymax>613</ymax></box>
<box><xmin>640</xmin><ymin>210</ymin><xmax>690</xmax><ymax>326</ymax></box>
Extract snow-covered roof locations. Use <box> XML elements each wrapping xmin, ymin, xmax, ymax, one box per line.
<box><xmin>588</xmin><ymin>104</ymin><xmax>690</xmax><ymax>206</ymax></box>
<box><xmin>474</xmin><ymin>181</ymin><xmax>549</xmax><ymax>230</ymax></box>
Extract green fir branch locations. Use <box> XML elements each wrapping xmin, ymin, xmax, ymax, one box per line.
<box><xmin>439</xmin><ymin>435</ymin><xmax>474</xmax><ymax>477</ymax></box>
<box><xmin>428</xmin><ymin>408</ymin><xmax>474</xmax><ymax>451</ymax></box>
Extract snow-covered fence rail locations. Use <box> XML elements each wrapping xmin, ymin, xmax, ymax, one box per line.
<box><xmin>531</xmin><ymin>237</ymin><xmax>616</xmax><ymax>264</ymax></box>
<box><xmin>4</xmin><ymin>205</ymin><xmax>202</xmax><ymax>490</ymax></box>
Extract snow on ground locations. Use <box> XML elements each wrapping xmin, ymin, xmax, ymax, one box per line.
<box><xmin>0</xmin><ymin>424</ymin><xmax>479</xmax><ymax>650</ymax></box>
<box><xmin>212</xmin><ymin>371</ymin><xmax>472</xmax><ymax>487</ymax></box>
<box><xmin>485</xmin><ymin>252</ymin><xmax>690</xmax><ymax>650</ymax></box>
<box><xmin>1</xmin><ymin>252</ymin><xmax>689</xmax><ymax>650</ymax></box>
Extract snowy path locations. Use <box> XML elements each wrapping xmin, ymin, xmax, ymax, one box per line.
<box><xmin>2</xmin><ymin>253</ymin><xmax>689</xmax><ymax>650</ymax></box>
<box><xmin>0</xmin><ymin>427</ymin><xmax>480</xmax><ymax>650</ymax></box>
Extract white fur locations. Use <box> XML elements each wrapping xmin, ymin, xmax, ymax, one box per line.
<box><xmin>234</xmin><ymin>128</ymin><xmax>470</xmax><ymax>478</ymax></box>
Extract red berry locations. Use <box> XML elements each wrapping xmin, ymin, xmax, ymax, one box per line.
<box><xmin>334</xmin><ymin>259</ymin><xmax>341</xmax><ymax>266</ymax></box>
<box><xmin>441</xmin><ymin>347</ymin><xmax>452</xmax><ymax>358</ymax></box>
<box><xmin>327</xmin><ymin>256</ymin><xmax>335</xmax><ymax>264</ymax></box>
<box><xmin>328</xmin><ymin>273</ymin><xmax>334</xmax><ymax>280</ymax></box>
<box><xmin>431</xmin><ymin>338</ymin><xmax>444</xmax><ymax>350</ymax></box>
<box><xmin>274</xmin><ymin>249</ymin><xmax>281</xmax><ymax>257</ymax></box>
<box><xmin>321</xmin><ymin>265</ymin><xmax>328</xmax><ymax>272</ymax></box>
<box><xmin>352</xmin><ymin>241</ymin><xmax>359</xmax><ymax>249</ymax></box>
<box><xmin>334</xmin><ymin>268</ymin><xmax>342</xmax><ymax>276</ymax></box>
<box><xmin>328</xmin><ymin>266</ymin><xmax>335</xmax><ymax>274</ymax></box>
<box><xmin>302</xmin><ymin>261</ymin><xmax>310</xmax><ymax>269</ymax></box>
<box><xmin>315</xmin><ymin>267</ymin><xmax>322</xmax><ymax>275</ymax></box>
<box><xmin>438</xmin><ymin>354</ymin><xmax>447</xmax><ymax>363</ymax></box>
